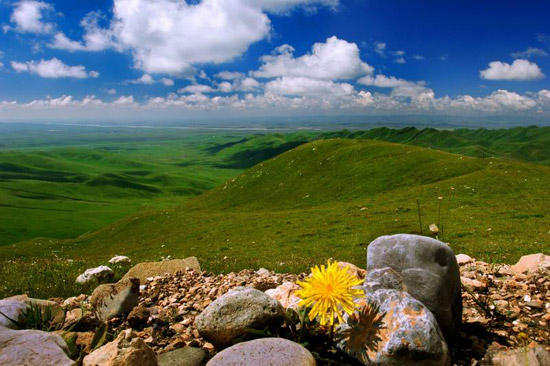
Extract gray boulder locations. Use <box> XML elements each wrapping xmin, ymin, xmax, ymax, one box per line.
<box><xmin>366</xmin><ymin>234</ymin><xmax>461</xmax><ymax>340</ymax></box>
<box><xmin>158</xmin><ymin>346</ymin><xmax>206</xmax><ymax>366</ymax></box>
<box><xmin>340</xmin><ymin>289</ymin><xmax>450</xmax><ymax>366</ymax></box>
<box><xmin>0</xmin><ymin>327</ymin><xmax>75</xmax><ymax>366</ymax></box>
<box><xmin>90</xmin><ymin>277</ymin><xmax>140</xmax><ymax>321</ymax></box>
<box><xmin>195</xmin><ymin>287</ymin><xmax>284</xmax><ymax>347</ymax></box>
<box><xmin>0</xmin><ymin>299</ymin><xmax>27</xmax><ymax>329</ymax></box>
<box><xmin>206</xmin><ymin>338</ymin><xmax>316</xmax><ymax>366</ymax></box>
<box><xmin>121</xmin><ymin>257</ymin><xmax>200</xmax><ymax>283</ymax></box>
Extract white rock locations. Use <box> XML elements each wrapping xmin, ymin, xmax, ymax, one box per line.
<box><xmin>0</xmin><ymin>300</ymin><xmax>28</xmax><ymax>329</ymax></box>
<box><xmin>256</xmin><ymin>268</ymin><xmax>270</xmax><ymax>276</ymax></box>
<box><xmin>76</xmin><ymin>266</ymin><xmax>114</xmax><ymax>285</ymax></box>
<box><xmin>510</xmin><ymin>253</ymin><xmax>550</xmax><ymax>274</ymax></box>
<box><xmin>109</xmin><ymin>256</ymin><xmax>131</xmax><ymax>265</ymax></box>
<box><xmin>0</xmin><ymin>327</ymin><xmax>75</xmax><ymax>366</ymax></box>
<box><xmin>456</xmin><ymin>254</ymin><xmax>473</xmax><ymax>265</ymax></box>
<box><xmin>461</xmin><ymin>276</ymin><xmax>486</xmax><ymax>290</ymax></box>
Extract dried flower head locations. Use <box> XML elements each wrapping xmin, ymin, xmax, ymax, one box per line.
<box><xmin>296</xmin><ymin>260</ymin><xmax>364</xmax><ymax>326</ymax></box>
<box><xmin>339</xmin><ymin>302</ymin><xmax>385</xmax><ymax>365</ymax></box>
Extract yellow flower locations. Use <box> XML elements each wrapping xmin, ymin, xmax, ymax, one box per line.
<box><xmin>296</xmin><ymin>260</ymin><xmax>364</xmax><ymax>326</ymax></box>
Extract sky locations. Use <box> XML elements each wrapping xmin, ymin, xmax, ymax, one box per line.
<box><xmin>0</xmin><ymin>0</ymin><xmax>549</xmax><ymax>124</ymax></box>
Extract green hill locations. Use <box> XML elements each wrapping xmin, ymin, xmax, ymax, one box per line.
<box><xmin>7</xmin><ymin>139</ymin><xmax>550</xmax><ymax>274</ymax></box>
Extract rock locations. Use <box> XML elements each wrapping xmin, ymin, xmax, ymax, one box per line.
<box><xmin>76</xmin><ymin>266</ymin><xmax>114</xmax><ymax>285</ymax></box>
<box><xmin>341</xmin><ymin>289</ymin><xmax>450</xmax><ymax>366</ymax></box>
<box><xmin>6</xmin><ymin>295</ymin><xmax>65</xmax><ymax>327</ymax></box>
<box><xmin>0</xmin><ymin>327</ymin><xmax>75</xmax><ymax>366</ymax></box>
<box><xmin>461</xmin><ymin>276</ymin><xmax>486</xmax><ymax>290</ymax></box>
<box><xmin>206</xmin><ymin>338</ymin><xmax>316</xmax><ymax>366</ymax></box>
<box><xmin>195</xmin><ymin>287</ymin><xmax>284</xmax><ymax>347</ymax></box>
<box><xmin>366</xmin><ymin>234</ymin><xmax>461</xmax><ymax>341</ymax></box>
<box><xmin>509</xmin><ymin>253</ymin><xmax>550</xmax><ymax>274</ymax></box>
<box><xmin>63</xmin><ymin>308</ymin><xmax>83</xmax><ymax>329</ymax></box>
<box><xmin>83</xmin><ymin>329</ymin><xmax>157</xmax><ymax>366</ymax></box>
<box><xmin>482</xmin><ymin>341</ymin><xmax>550</xmax><ymax>366</ymax></box>
<box><xmin>337</xmin><ymin>261</ymin><xmax>367</xmax><ymax>279</ymax></box>
<box><xmin>90</xmin><ymin>277</ymin><xmax>140</xmax><ymax>321</ymax></box>
<box><xmin>109</xmin><ymin>256</ymin><xmax>132</xmax><ymax>265</ymax></box>
<box><xmin>265</xmin><ymin>282</ymin><xmax>301</xmax><ymax>310</ymax></box>
<box><xmin>122</xmin><ymin>257</ymin><xmax>200</xmax><ymax>283</ymax></box>
<box><xmin>54</xmin><ymin>331</ymin><xmax>95</xmax><ymax>354</ymax></box>
<box><xmin>456</xmin><ymin>254</ymin><xmax>473</xmax><ymax>265</ymax></box>
<box><xmin>0</xmin><ymin>299</ymin><xmax>27</xmax><ymax>329</ymax></box>
<box><xmin>128</xmin><ymin>306</ymin><xmax>151</xmax><ymax>330</ymax></box>
<box><xmin>256</xmin><ymin>268</ymin><xmax>270</xmax><ymax>276</ymax></box>
<box><xmin>157</xmin><ymin>346</ymin><xmax>206</xmax><ymax>366</ymax></box>
<box><xmin>63</xmin><ymin>294</ymin><xmax>88</xmax><ymax>309</ymax></box>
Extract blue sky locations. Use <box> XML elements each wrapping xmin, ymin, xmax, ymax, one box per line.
<box><xmin>0</xmin><ymin>0</ymin><xmax>549</xmax><ymax>123</ymax></box>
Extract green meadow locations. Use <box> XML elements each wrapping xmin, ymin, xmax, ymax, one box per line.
<box><xmin>1</xmin><ymin>124</ymin><xmax>550</xmax><ymax>298</ymax></box>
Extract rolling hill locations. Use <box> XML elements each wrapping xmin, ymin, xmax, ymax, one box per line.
<box><xmin>7</xmin><ymin>138</ymin><xmax>550</xmax><ymax>274</ymax></box>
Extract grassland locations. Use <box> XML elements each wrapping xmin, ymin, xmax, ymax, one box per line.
<box><xmin>2</xmin><ymin>124</ymin><xmax>550</xmax><ymax>299</ymax></box>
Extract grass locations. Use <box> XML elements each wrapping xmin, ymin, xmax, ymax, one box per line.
<box><xmin>2</xmin><ymin>125</ymin><xmax>550</xmax><ymax>299</ymax></box>
<box><xmin>2</xmin><ymin>138</ymin><xmax>549</xmax><ymax>300</ymax></box>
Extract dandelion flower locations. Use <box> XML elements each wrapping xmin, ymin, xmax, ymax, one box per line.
<box><xmin>296</xmin><ymin>260</ymin><xmax>364</xmax><ymax>326</ymax></box>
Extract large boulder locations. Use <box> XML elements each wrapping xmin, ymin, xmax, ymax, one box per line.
<box><xmin>0</xmin><ymin>327</ymin><xmax>75</xmax><ymax>366</ymax></box>
<box><xmin>6</xmin><ymin>295</ymin><xmax>65</xmax><ymax>327</ymax></box>
<box><xmin>366</xmin><ymin>234</ymin><xmax>461</xmax><ymax>340</ymax></box>
<box><xmin>195</xmin><ymin>287</ymin><xmax>284</xmax><ymax>347</ymax></box>
<box><xmin>83</xmin><ymin>329</ymin><xmax>157</xmax><ymax>366</ymax></box>
<box><xmin>121</xmin><ymin>257</ymin><xmax>200</xmax><ymax>283</ymax></box>
<box><xmin>0</xmin><ymin>299</ymin><xmax>27</xmax><ymax>329</ymax></box>
<box><xmin>206</xmin><ymin>338</ymin><xmax>316</xmax><ymax>366</ymax></box>
<box><xmin>157</xmin><ymin>346</ymin><xmax>206</xmax><ymax>366</ymax></box>
<box><xmin>76</xmin><ymin>266</ymin><xmax>114</xmax><ymax>285</ymax></box>
<box><xmin>90</xmin><ymin>277</ymin><xmax>140</xmax><ymax>321</ymax></box>
<box><xmin>340</xmin><ymin>289</ymin><xmax>450</xmax><ymax>366</ymax></box>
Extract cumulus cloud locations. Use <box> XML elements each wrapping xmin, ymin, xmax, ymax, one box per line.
<box><xmin>104</xmin><ymin>88</ymin><xmax>117</xmax><ymax>95</ymax></box>
<box><xmin>128</xmin><ymin>74</ymin><xmax>174</xmax><ymax>86</ymax></box>
<box><xmin>374</xmin><ymin>42</ymin><xmax>386</xmax><ymax>56</ymax></box>
<box><xmin>511</xmin><ymin>47</ymin><xmax>548</xmax><ymax>59</ymax></box>
<box><xmin>112</xmin><ymin>95</ymin><xmax>135</xmax><ymax>105</ymax></box>
<box><xmin>11</xmin><ymin>58</ymin><xmax>99</xmax><ymax>78</ymax></box>
<box><xmin>480</xmin><ymin>59</ymin><xmax>545</xmax><ymax>81</ymax></box>
<box><xmin>49</xmin><ymin>11</ymin><xmax>119</xmax><ymax>52</ymax></box>
<box><xmin>5</xmin><ymin>0</ymin><xmax>54</xmax><ymax>34</ymax></box>
<box><xmin>215</xmin><ymin>71</ymin><xmax>246</xmax><ymax>80</ymax></box>
<box><xmin>254</xmin><ymin>36</ymin><xmax>373</xmax><ymax>80</ymax></box>
<box><xmin>358</xmin><ymin>74</ymin><xmax>423</xmax><ymax>88</ymax></box>
<box><xmin>178</xmin><ymin>84</ymin><xmax>215</xmax><ymax>94</ymax></box>
<box><xmin>265</xmin><ymin>76</ymin><xmax>354</xmax><ymax>96</ymax></box>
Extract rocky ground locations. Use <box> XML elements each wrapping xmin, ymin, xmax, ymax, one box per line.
<box><xmin>1</xmin><ymin>248</ymin><xmax>550</xmax><ymax>366</ymax></box>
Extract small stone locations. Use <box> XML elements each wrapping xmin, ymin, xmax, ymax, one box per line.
<box><xmin>109</xmin><ymin>256</ymin><xmax>132</xmax><ymax>265</ymax></box>
<box><xmin>456</xmin><ymin>254</ymin><xmax>474</xmax><ymax>265</ymax></box>
<box><xmin>127</xmin><ymin>306</ymin><xmax>151</xmax><ymax>330</ymax></box>
<box><xmin>83</xmin><ymin>329</ymin><xmax>157</xmax><ymax>366</ymax></box>
<box><xmin>76</xmin><ymin>266</ymin><xmax>114</xmax><ymax>285</ymax></box>
<box><xmin>195</xmin><ymin>287</ymin><xmax>284</xmax><ymax>347</ymax></box>
<box><xmin>157</xmin><ymin>346</ymin><xmax>206</xmax><ymax>366</ymax></box>
<box><xmin>265</xmin><ymin>282</ymin><xmax>301</xmax><ymax>310</ymax></box>
<box><xmin>461</xmin><ymin>276</ymin><xmax>486</xmax><ymax>290</ymax></box>
<box><xmin>90</xmin><ymin>277</ymin><xmax>140</xmax><ymax>321</ymax></box>
<box><xmin>256</xmin><ymin>268</ymin><xmax>270</xmax><ymax>276</ymax></box>
<box><xmin>206</xmin><ymin>338</ymin><xmax>316</xmax><ymax>366</ymax></box>
<box><xmin>482</xmin><ymin>341</ymin><xmax>550</xmax><ymax>366</ymax></box>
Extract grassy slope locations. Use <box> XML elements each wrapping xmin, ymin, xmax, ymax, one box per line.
<box><xmin>0</xmin><ymin>132</ymin><xmax>244</xmax><ymax>245</ymax></box>
<box><xmin>7</xmin><ymin>139</ymin><xmax>549</xmax><ymax>274</ymax></box>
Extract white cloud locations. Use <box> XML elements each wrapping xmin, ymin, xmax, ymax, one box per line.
<box><xmin>358</xmin><ymin>74</ymin><xmax>423</xmax><ymax>88</ymax></box>
<box><xmin>480</xmin><ymin>59</ymin><xmax>545</xmax><ymax>81</ymax></box>
<box><xmin>265</xmin><ymin>76</ymin><xmax>354</xmax><ymax>96</ymax></box>
<box><xmin>254</xmin><ymin>36</ymin><xmax>373</xmax><ymax>80</ymax></box>
<box><xmin>112</xmin><ymin>95</ymin><xmax>135</xmax><ymax>105</ymax></box>
<box><xmin>412</xmin><ymin>55</ymin><xmax>425</xmax><ymax>61</ymax></box>
<box><xmin>511</xmin><ymin>47</ymin><xmax>548</xmax><ymax>59</ymax></box>
<box><xmin>215</xmin><ymin>71</ymin><xmax>245</xmax><ymax>80</ymax></box>
<box><xmin>178</xmin><ymin>84</ymin><xmax>215</xmax><ymax>94</ymax></box>
<box><xmin>11</xmin><ymin>58</ymin><xmax>99</xmax><ymax>78</ymax></box>
<box><xmin>160</xmin><ymin>78</ymin><xmax>174</xmax><ymax>86</ymax></box>
<box><xmin>49</xmin><ymin>11</ymin><xmax>118</xmax><ymax>52</ymax></box>
<box><xmin>101</xmin><ymin>0</ymin><xmax>337</xmax><ymax>76</ymax></box>
<box><xmin>6</xmin><ymin>0</ymin><xmax>54</xmax><ymax>34</ymax></box>
<box><xmin>105</xmin><ymin>88</ymin><xmax>117</xmax><ymax>95</ymax></box>
<box><xmin>394</xmin><ymin>57</ymin><xmax>406</xmax><ymax>64</ymax></box>
<box><xmin>374</xmin><ymin>42</ymin><xmax>386</xmax><ymax>56</ymax></box>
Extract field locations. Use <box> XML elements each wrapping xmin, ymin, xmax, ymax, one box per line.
<box><xmin>1</xmin><ymin>124</ymin><xmax>550</xmax><ymax>299</ymax></box>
